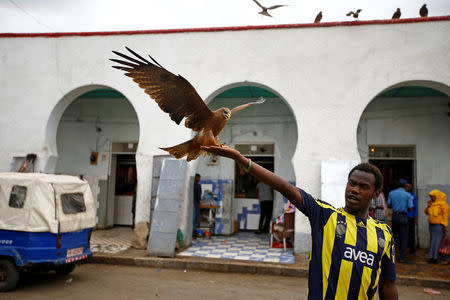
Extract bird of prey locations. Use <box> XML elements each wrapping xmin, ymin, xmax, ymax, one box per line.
<box><xmin>252</xmin><ymin>0</ymin><xmax>287</xmax><ymax>17</ymax></box>
<box><xmin>314</xmin><ymin>11</ymin><xmax>322</xmax><ymax>23</ymax></box>
<box><xmin>110</xmin><ymin>47</ymin><xmax>266</xmax><ymax>161</ymax></box>
<box><xmin>346</xmin><ymin>9</ymin><xmax>362</xmax><ymax>19</ymax></box>
<box><xmin>392</xmin><ymin>8</ymin><xmax>401</xmax><ymax>19</ymax></box>
<box><xmin>419</xmin><ymin>4</ymin><xmax>428</xmax><ymax>17</ymax></box>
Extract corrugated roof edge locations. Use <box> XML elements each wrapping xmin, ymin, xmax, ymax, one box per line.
<box><xmin>0</xmin><ymin>16</ymin><xmax>449</xmax><ymax>38</ymax></box>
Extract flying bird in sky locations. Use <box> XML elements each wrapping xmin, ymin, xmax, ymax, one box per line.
<box><xmin>252</xmin><ymin>0</ymin><xmax>287</xmax><ymax>17</ymax></box>
<box><xmin>111</xmin><ymin>47</ymin><xmax>266</xmax><ymax>161</ymax></box>
<box><xmin>420</xmin><ymin>4</ymin><xmax>428</xmax><ymax>17</ymax></box>
<box><xmin>392</xmin><ymin>8</ymin><xmax>401</xmax><ymax>19</ymax></box>
<box><xmin>346</xmin><ymin>9</ymin><xmax>362</xmax><ymax>19</ymax></box>
<box><xmin>314</xmin><ymin>11</ymin><xmax>323</xmax><ymax>23</ymax></box>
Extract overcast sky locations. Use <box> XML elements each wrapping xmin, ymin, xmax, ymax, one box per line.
<box><xmin>1</xmin><ymin>0</ymin><xmax>449</xmax><ymax>33</ymax></box>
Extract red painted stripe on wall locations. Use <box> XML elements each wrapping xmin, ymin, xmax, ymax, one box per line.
<box><xmin>0</xmin><ymin>16</ymin><xmax>449</xmax><ymax>38</ymax></box>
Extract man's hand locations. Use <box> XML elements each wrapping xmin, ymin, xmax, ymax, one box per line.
<box><xmin>378</xmin><ymin>279</ymin><xmax>398</xmax><ymax>300</ymax></box>
<box><xmin>201</xmin><ymin>145</ymin><xmax>240</xmax><ymax>160</ymax></box>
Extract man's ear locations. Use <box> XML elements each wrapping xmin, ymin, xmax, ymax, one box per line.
<box><xmin>373</xmin><ymin>189</ymin><xmax>382</xmax><ymax>199</ymax></box>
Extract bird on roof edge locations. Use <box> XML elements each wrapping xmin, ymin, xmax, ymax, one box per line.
<box><xmin>252</xmin><ymin>0</ymin><xmax>287</xmax><ymax>17</ymax></box>
<box><xmin>314</xmin><ymin>11</ymin><xmax>323</xmax><ymax>23</ymax></box>
<box><xmin>419</xmin><ymin>4</ymin><xmax>428</xmax><ymax>17</ymax></box>
<box><xmin>346</xmin><ymin>9</ymin><xmax>362</xmax><ymax>19</ymax></box>
<box><xmin>392</xmin><ymin>8</ymin><xmax>401</xmax><ymax>19</ymax></box>
<box><xmin>110</xmin><ymin>47</ymin><xmax>266</xmax><ymax>161</ymax></box>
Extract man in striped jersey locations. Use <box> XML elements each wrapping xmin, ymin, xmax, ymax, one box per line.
<box><xmin>201</xmin><ymin>145</ymin><xmax>398</xmax><ymax>300</ymax></box>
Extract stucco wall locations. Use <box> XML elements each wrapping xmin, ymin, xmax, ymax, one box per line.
<box><xmin>0</xmin><ymin>19</ymin><xmax>449</xmax><ymax>253</ymax></box>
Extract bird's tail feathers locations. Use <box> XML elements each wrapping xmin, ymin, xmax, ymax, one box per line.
<box><xmin>160</xmin><ymin>132</ymin><xmax>217</xmax><ymax>161</ymax></box>
<box><xmin>160</xmin><ymin>139</ymin><xmax>199</xmax><ymax>161</ymax></box>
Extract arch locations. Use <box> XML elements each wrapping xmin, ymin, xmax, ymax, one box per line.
<box><xmin>192</xmin><ymin>82</ymin><xmax>298</xmax><ymax>235</ymax></box>
<box><xmin>206</xmin><ymin>81</ymin><xmax>298</xmax><ymax>121</ymax></box>
<box><xmin>44</xmin><ymin>84</ymin><xmax>141</xmax><ymax>172</ymax></box>
<box><xmin>356</xmin><ymin>80</ymin><xmax>450</xmax><ymax>249</ymax></box>
<box><xmin>375</xmin><ymin>80</ymin><xmax>450</xmax><ymax>97</ymax></box>
<box><xmin>205</xmin><ymin>81</ymin><xmax>299</xmax><ymax>159</ymax></box>
<box><xmin>45</xmin><ymin>84</ymin><xmax>142</xmax><ymax>229</ymax></box>
<box><xmin>357</xmin><ymin>80</ymin><xmax>450</xmax><ymax>162</ymax></box>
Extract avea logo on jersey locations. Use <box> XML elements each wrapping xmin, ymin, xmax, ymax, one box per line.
<box><xmin>344</xmin><ymin>246</ymin><xmax>375</xmax><ymax>267</ymax></box>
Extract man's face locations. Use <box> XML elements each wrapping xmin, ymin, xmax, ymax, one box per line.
<box><xmin>195</xmin><ymin>175</ymin><xmax>200</xmax><ymax>183</ymax></box>
<box><xmin>345</xmin><ymin>170</ymin><xmax>379</xmax><ymax>217</ymax></box>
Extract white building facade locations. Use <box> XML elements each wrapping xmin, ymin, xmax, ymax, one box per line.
<box><xmin>0</xmin><ymin>17</ymin><xmax>449</xmax><ymax>253</ymax></box>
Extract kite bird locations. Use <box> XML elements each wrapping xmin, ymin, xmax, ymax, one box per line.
<box><xmin>252</xmin><ymin>0</ymin><xmax>287</xmax><ymax>17</ymax></box>
<box><xmin>110</xmin><ymin>47</ymin><xmax>266</xmax><ymax>161</ymax></box>
<box><xmin>314</xmin><ymin>11</ymin><xmax>323</xmax><ymax>23</ymax></box>
<box><xmin>392</xmin><ymin>8</ymin><xmax>401</xmax><ymax>19</ymax></box>
<box><xmin>346</xmin><ymin>9</ymin><xmax>362</xmax><ymax>19</ymax></box>
<box><xmin>419</xmin><ymin>4</ymin><xmax>428</xmax><ymax>17</ymax></box>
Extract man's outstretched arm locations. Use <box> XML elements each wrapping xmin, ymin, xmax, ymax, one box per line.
<box><xmin>201</xmin><ymin>146</ymin><xmax>302</xmax><ymax>208</ymax></box>
<box><xmin>378</xmin><ymin>279</ymin><xmax>398</xmax><ymax>300</ymax></box>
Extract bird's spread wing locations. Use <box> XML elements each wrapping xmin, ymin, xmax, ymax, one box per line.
<box><xmin>230</xmin><ymin>97</ymin><xmax>266</xmax><ymax>114</ymax></box>
<box><xmin>252</xmin><ymin>0</ymin><xmax>265</xmax><ymax>9</ymax></box>
<box><xmin>111</xmin><ymin>47</ymin><xmax>213</xmax><ymax>131</ymax></box>
<box><xmin>267</xmin><ymin>5</ymin><xmax>286</xmax><ymax>10</ymax></box>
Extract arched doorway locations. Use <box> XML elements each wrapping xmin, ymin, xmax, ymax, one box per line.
<box><xmin>49</xmin><ymin>86</ymin><xmax>140</xmax><ymax>229</ymax></box>
<box><xmin>194</xmin><ymin>83</ymin><xmax>298</xmax><ymax>237</ymax></box>
<box><xmin>357</xmin><ymin>81</ymin><xmax>450</xmax><ymax>248</ymax></box>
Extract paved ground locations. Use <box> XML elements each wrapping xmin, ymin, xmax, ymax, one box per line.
<box><xmin>178</xmin><ymin>231</ymin><xmax>295</xmax><ymax>264</ymax></box>
<box><xmin>4</xmin><ymin>264</ymin><xmax>449</xmax><ymax>299</ymax></box>
<box><xmin>90</xmin><ymin>227</ymin><xmax>132</xmax><ymax>254</ymax></box>
<box><xmin>90</xmin><ymin>227</ymin><xmax>450</xmax><ymax>288</ymax></box>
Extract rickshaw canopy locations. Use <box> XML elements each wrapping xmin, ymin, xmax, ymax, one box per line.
<box><xmin>0</xmin><ymin>172</ymin><xmax>96</xmax><ymax>233</ymax></box>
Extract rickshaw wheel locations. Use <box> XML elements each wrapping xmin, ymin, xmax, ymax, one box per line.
<box><xmin>55</xmin><ymin>263</ymin><xmax>76</xmax><ymax>275</ymax></box>
<box><xmin>0</xmin><ymin>259</ymin><xmax>19</xmax><ymax>292</ymax></box>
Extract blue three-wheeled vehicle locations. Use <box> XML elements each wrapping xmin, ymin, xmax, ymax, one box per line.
<box><xmin>0</xmin><ymin>172</ymin><xmax>96</xmax><ymax>291</ymax></box>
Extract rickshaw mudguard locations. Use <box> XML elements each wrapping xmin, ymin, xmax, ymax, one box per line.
<box><xmin>0</xmin><ymin>248</ymin><xmax>24</xmax><ymax>267</ymax></box>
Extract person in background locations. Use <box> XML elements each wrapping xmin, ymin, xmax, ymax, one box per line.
<box><xmin>387</xmin><ymin>179</ymin><xmax>413</xmax><ymax>263</ymax></box>
<box><xmin>371</xmin><ymin>192</ymin><xmax>387</xmax><ymax>223</ymax></box>
<box><xmin>255</xmin><ymin>180</ymin><xmax>273</xmax><ymax>234</ymax></box>
<box><xmin>425</xmin><ymin>190</ymin><xmax>449</xmax><ymax>264</ymax></box>
<box><xmin>405</xmin><ymin>183</ymin><xmax>418</xmax><ymax>255</ymax></box>
<box><xmin>193</xmin><ymin>173</ymin><xmax>202</xmax><ymax>238</ymax></box>
<box><xmin>201</xmin><ymin>145</ymin><xmax>398</xmax><ymax>299</ymax></box>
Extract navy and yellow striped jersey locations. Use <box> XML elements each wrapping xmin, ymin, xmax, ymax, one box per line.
<box><xmin>295</xmin><ymin>189</ymin><xmax>396</xmax><ymax>300</ymax></box>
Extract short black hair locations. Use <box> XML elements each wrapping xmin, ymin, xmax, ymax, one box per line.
<box><xmin>348</xmin><ymin>163</ymin><xmax>383</xmax><ymax>191</ymax></box>
<box><xmin>195</xmin><ymin>173</ymin><xmax>201</xmax><ymax>177</ymax></box>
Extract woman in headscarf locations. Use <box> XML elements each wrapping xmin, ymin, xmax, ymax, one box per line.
<box><xmin>425</xmin><ymin>190</ymin><xmax>449</xmax><ymax>263</ymax></box>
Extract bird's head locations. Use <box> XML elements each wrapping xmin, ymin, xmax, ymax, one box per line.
<box><xmin>221</xmin><ymin>108</ymin><xmax>232</xmax><ymax>120</ymax></box>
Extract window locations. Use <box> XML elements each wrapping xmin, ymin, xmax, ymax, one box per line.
<box><xmin>9</xmin><ymin>185</ymin><xmax>27</xmax><ymax>208</ymax></box>
<box><xmin>61</xmin><ymin>193</ymin><xmax>86</xmax><ymax>214</ymax></box>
